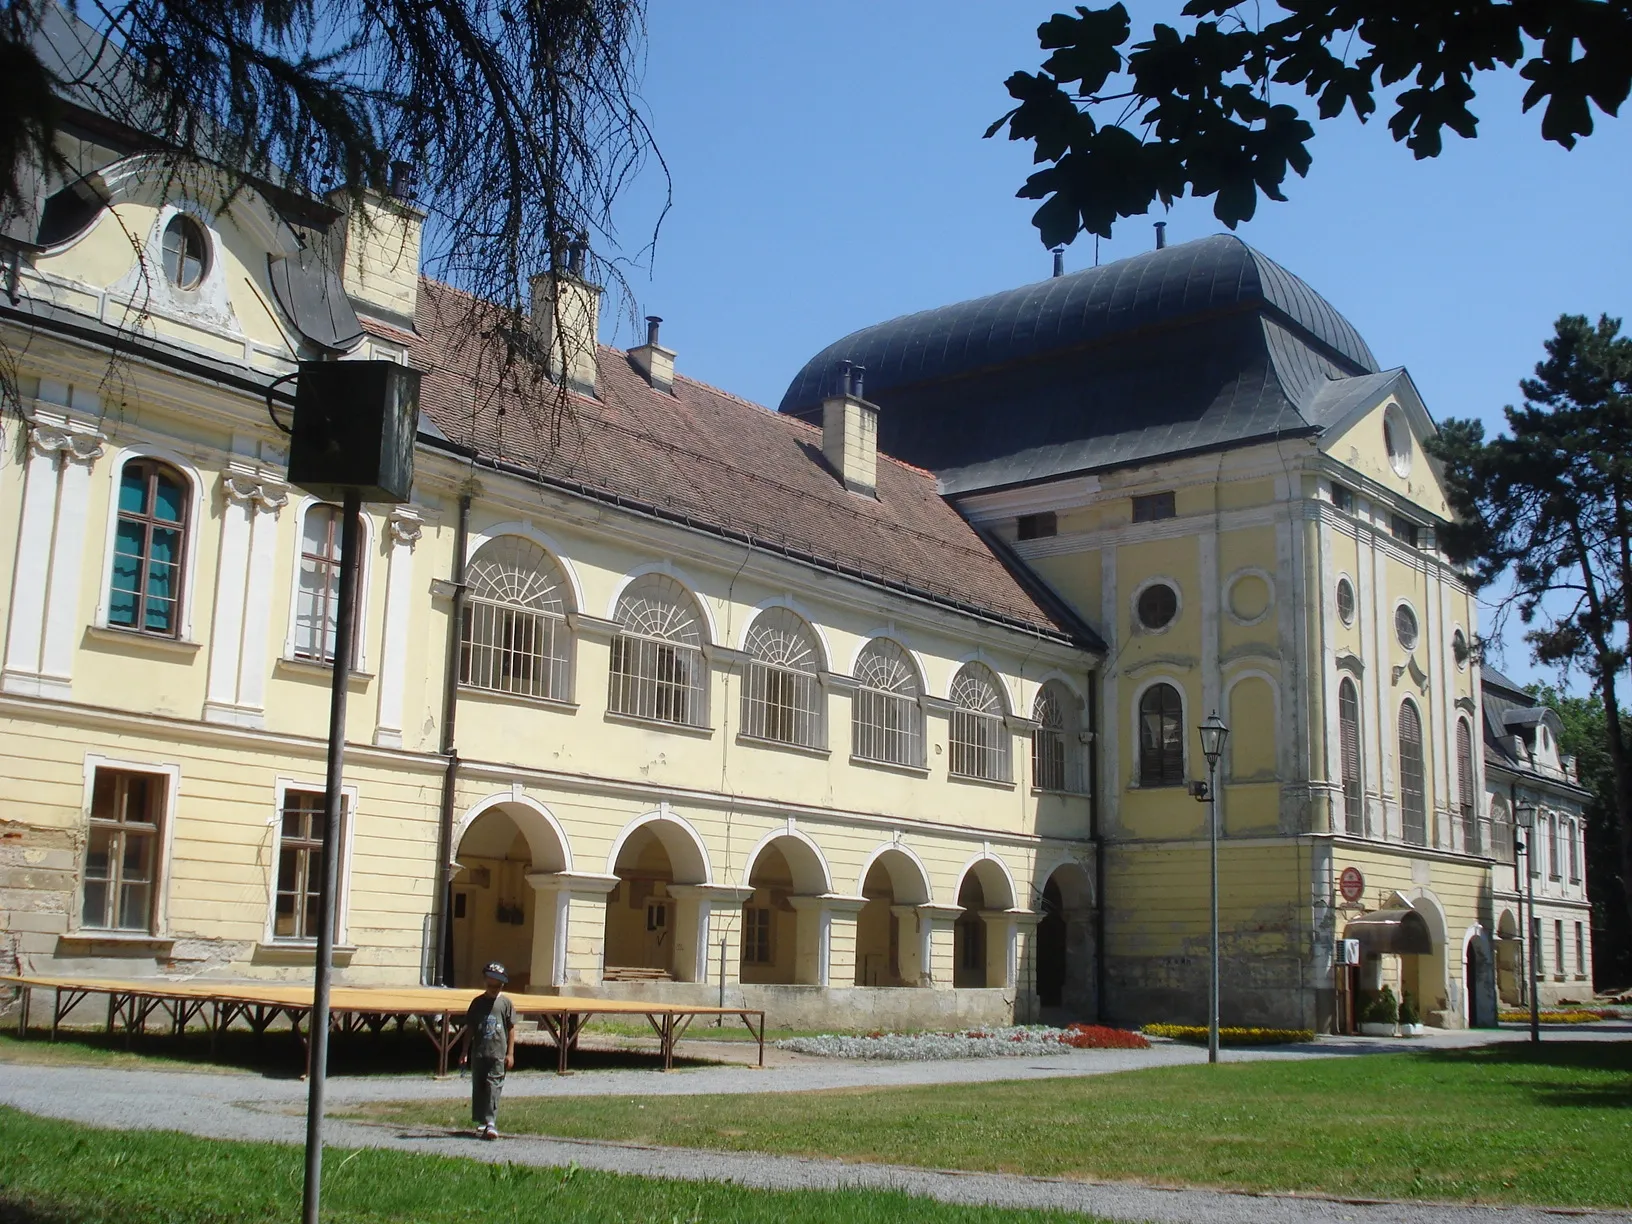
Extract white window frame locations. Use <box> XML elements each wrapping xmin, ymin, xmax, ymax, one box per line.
<box><xmin>283</xmin><ymin>496</ymin><xmax>374</xmax><ymax>671</ymax></box>
<box><xmin>1393</xmin><ymin>599</ymin><xmax>1420</xmax><ymax>652</ymax></box>
<box><xmin>266</xmin><ymin>777</ymin><xmax>358</xmax><ymax>946</ymax></box>
<box><xmin>607</xmin><ymin>572</ymin><xmax>711</xmax><ymax>728</ymax></box>
<box><xmin>850</xmin><ymin>636</ymin><xmax>926</xmax><ymax>768</ymax></box>
<box><xmin>460</xmin><ymin>533</ymin><xmax>576</xmax><ymax>703</ymax></box>
<box><xmin>948</xmin><ymin>660</ymin><xmax>1011</xmax><ymax>783</ymax></box>
<box><xmin>1031</xmin><ymin>677</ymin><xmax>1083</xmax><ymax>794</ymax></box>
<box><xmin>76</xmin><ymin>754</ymin><xmax>182</xmax><ymax>936</ymax></box>
<box><xmin>93</xmin><ymin>446</ymin><xmax>205</xmax><ymax>641</ymax></box>
<box><xmin>740</xmin><ymin>606</ymin><xmax>826</xmax><ymax>749</ymax></box>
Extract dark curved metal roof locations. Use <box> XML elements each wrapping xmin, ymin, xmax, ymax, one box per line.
<box><xmin>781</xmin><ymin>235</ymin><xmax>1376</xmax><ymax>415</ymax></box>
<box><xmin>779</xmin><ymin>234</ymin><xmax>1386</xmax><ymax>494</ymax></box>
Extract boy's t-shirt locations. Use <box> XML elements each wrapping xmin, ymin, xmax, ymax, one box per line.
<box><xmin>465</xmin><ymin>992</ymin><xmax>516</xmax><ymax>1062</ymax></box>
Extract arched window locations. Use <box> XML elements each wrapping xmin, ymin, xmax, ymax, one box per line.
<box><xmin>460</xmin><ymin>536</ymin><xmax>572</xmax><ymax>701</ymax></box>
<box><xmin>949</xmin><ymin>662</ymin><xmax>1009</xmax><ymax>782</ymax></box>
<box><xmin>1490</xmin><ymin>796</ymin><xmax>1515</xmax><ymax>865</ymax></box>
<box><xmin>293</xmin><ymin>504</ymin><xmax>364</xmax><ymax>664</ymax></box>
<box><xmin>1338</xmin><ymin>678</ymin><xmax>1363</xmax><ymax>835</ymax></box>
<box><xmin>741</xmin><ymin>608</ymin><xmax>823</xmax><ymax>748</ymax></box>
<box><xmin>1032</xmin><ymin>682</ymin><xmax>1079</xmax><ymax>792</ymax></box>
<box><xmin>1398</xmin><ymin>701</ymin><xmax>1427</xmax><ymax>845</ymax></box>
<box><xmin>609</xmin><ymin>574</ymin><xmax>708</xmax><ymax>726</ymax></box>
<box><xmin>1456</xmin><ymin>718</ymin><xmax>1478</xmax><ymax>854</ymax></box>
<box><xmin>1138</xmin><ymin>683</ymin><xmax>1185</xmax><ymax>787</ymax></box>
<box><xmin>110</xmin><ymin>458</ymin><xmax>188</xmax><ymax>636</ymax></box>
<box><xmin>852</xmin><ymin>639</ymin><xmax>923</xmax><ymax>766</ymax></box>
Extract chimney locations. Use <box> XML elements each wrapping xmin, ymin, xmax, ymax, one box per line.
<box><xmin>821</xmin><ymin>364</ymin><xmax>879</xmax><ymax>498</ymax></box>
<box><xmin>628</xmin><ymin>314</ymin><xmax>676</xmax><ymax>393</ymax></box>
<box><xmin>329</xmin><ymin>186</ymin><xmax>426</xmax><ymax>325</ymax></box>
<box><xmin>530</xmin><ymin>238</ymin><xmax>601</xmax><ymax>396</ymax></box>
<box><xmin>1052</xmin><ymin>247</ymin><xmax>1065</xmax><ymax>278</ymax></box>
<box><xmin>1154</xmin><ymin>221</ymin><xmax>1167</xmax><ymax>249</ymax></box>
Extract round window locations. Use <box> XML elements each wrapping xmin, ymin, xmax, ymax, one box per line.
<box><xmin>1395</xmin><ymin>604</ymin><xmax>1419</xmax><ymax>650</ymax></box>
<box><xmin>1336</xmin><ymin>577</ymin><xmax>1356</xmax><ymax>627</ymax></box>
<box><xmin>162</xmin><ymin>214</ymin><xmax>209</xmax><ymax>290</ymax></box>
<box><xmin>1136</xmin><ymin>582</ymin><xmax>1178</xmax><ymax>631</ymax></box>
<box><xmin>1452</xmin><ymin>628</ymin><xmax>1469</xmax><ymax>669</ymax></box>
<box><xmin>1383</xmin><ymin>403</ymin><xmax>1412</xmax><ymax>477</ymax></box>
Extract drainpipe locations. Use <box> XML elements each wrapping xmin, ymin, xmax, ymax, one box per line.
<box><xmin>430</xmin><ymin>489</ymin><xmax>473</xmax><ymax>985</ymax></box>
<box><xmin>1509</xmin><ymin>779</ymin><xmax>1523</xmax><ymax>1008</ymax></box>
<box><xmin>1089</xmin><ymin>669</ymin><xmax>1107</xmax><ymax>1023</ymax></box>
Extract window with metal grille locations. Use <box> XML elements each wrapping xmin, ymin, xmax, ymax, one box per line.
<box><xmin>1031</xmin><ymin>682</ymin><xmax>1076</xmax><ymax>792</ymax></box>
<box><xmin>273</xmin><ymin>790</ymin><xmax>345</xmax><ymax>941</ymax></box>
<box><xmin>741</xmin><ymin>608</ymin><xmax>823</xmax><ymax>748</ymax></box>
<box><xmin>1457</xmin><ymin>719</ymin><xmax>1479</xmax><ymax>854</ymax></box>
<box><xmin>852</xmin><ymin>639</ymin><xmax>923</xmax><ymax>766</ymax></box>
<box><xmin>460</xmin><ymin>536</ymin><xmax>572</xmax><ymax>700</ymax></box>
<box><xmin>82</xmin><ymin>769</ymin><xmax>163</xmax><ymax>931</ymax></box>
<box><xmin>608</xmin><ymin>574</ymin><xmax>708</xmax><ymax>726</ymax></box>
<box><xmin>950</xmin><ymin>663</ymin><xmax>1009</xmax><ymax>782</ymax></box>
<box><xmin>1398</xmin><ymin>701</ymin><xmax>1427</xmax><ymax>845</ymax></box>
<box><xmin>1132</xmin><ymin>491</ymin><xmax>1176</xmax><ymax>522</ymax></box>
<box><xmin>742</xmin><ymin>907</ymin><xmax>772</xmax><ymax>964</ymax></box>
<box><xmin>293</xmin><ymin>504</ymin><xmax>360</xmax><ymax>664</ymax></box>
<box><xmin>1138</xmin><ymin>683</ymin><xmax>1185</xmax><ymax>787</ymax></box>
<box><xmin>110</xmin><ymin>459</ymin><xmax>187</xmax><ymax>636</ymax></box>
<box><xmin>1339</xmin><ymin>679</ymin><xmax>1363</xmax><ymax>834</ymax></box>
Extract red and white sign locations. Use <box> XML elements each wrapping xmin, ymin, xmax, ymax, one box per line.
<box><xmin>1339</xmin><ymin>866</ymin><xmax>1365</xmax><ymax>903</ymax></box>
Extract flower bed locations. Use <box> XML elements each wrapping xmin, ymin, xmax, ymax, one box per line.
<box><xmin>1497</xmin><ymin>1008</ymin><xmax>1613</xmax><ymax>1024</ymax></box>
<box><xmin>1141</xmin><ymin>1023</ymin><xmax>1316</xmax><ymax>1046</ymax></box>
<box><xmin>774</xmin><ymin>1023</ymin><xmax>1149</xmax><ymax>1060</ymax></box>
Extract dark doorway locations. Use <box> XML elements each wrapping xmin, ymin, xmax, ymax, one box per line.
<box><xmin>1036</xmin><ymin>878</ymin><xmax>1066</xmax><ymax>1007</ymax></box>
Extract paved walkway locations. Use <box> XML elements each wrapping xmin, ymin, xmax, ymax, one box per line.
<box><xmin>4</xmin><ymin>1026</ymin><xmax>1629</xmax><ymax>1224</ymax></box>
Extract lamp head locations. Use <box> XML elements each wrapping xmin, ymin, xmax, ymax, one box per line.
<box><xmin>1198</xmin><ymin>710</ymin><xmax>1229</xmax><ymax>769</ymax></box>
<box><xmin>1515</xmin><ymin>802</ymin><xmax>1537</xmax><ymax>830</ymax></box>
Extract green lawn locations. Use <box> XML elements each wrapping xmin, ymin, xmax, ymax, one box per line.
<box><xmin>0</xmin><ymin>1107</ymin><xmax>1105</xmax><ymax>1224</ymax></box>
<box><xmin>360</xmin><ymin>1042</ymin><xmax>1632</xmax><ymax>1207</ymax></box>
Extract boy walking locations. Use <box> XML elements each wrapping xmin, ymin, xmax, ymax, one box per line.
<box><xmin>458</xmin><ymin>961</ymin><xmax>517</xmax><ymax>1139</ymax></box>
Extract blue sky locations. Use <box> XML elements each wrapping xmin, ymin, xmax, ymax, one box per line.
<box><xmin>603</xmin><ymin>2</ymin><xmax>1632</xmax><ymax>696</ymax></box>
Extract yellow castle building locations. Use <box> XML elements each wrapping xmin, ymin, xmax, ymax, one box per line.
<box><xmin>0</xmin><ymin>15</ymin><xmax>1589</xmax><ymax>1032</ymax></box>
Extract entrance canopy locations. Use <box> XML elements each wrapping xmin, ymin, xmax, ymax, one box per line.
<box><xmin>1343</xmin><ymin>908</ymin><xmax>1432</xmax><ymax>956</ymax></box>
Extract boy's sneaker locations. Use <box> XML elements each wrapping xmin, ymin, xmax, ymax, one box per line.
<box><xmin>481</xmin><ymin>1126</ymin><xmax>497</xmax><ymax>1141</ymax></box>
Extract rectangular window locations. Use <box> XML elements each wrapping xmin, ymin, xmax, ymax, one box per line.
<box><xmin>82</xmin><ymin>769</ymin><xmax>164</xmax><ymax>932</ymax></box>
<box><xmin>1554</xmin><ymin>919</ymin><xmax>1564</xmax><ymax>975</ymax></box>
<box><xmin>1548</xmin><ymin>814</ymin><xmax>1561</xmax><ymax>879</ymax></box>
<box><xmin>1016</xmin><ymin>511</ymin><xmax>1057</xmax><ymax>541</ymax></box>
<box><xmin>1132</xmin><ymin>492</ymin><xmax>1176</xmax><ymax>523</ymax></box>
<box><xmin>273</xmin><ymin>790</ymin><xmax>345</xmax><ymax>941</ymax></box>
<box><xmin>1390</xmin><ymin>515</ymin><xmax>1420</xmax><ymax>548</ymax></box>
<box><xmin>742</xmin><ymin>907</ymin><xmax>772</xmax><ymax>965</ymax></box>
<box><xmin>1331</xmin><ymin>483</ymin><xmax>1355</xmax><ymax>513</ymax></box>
<box><xmin>1575</xmin><ymin>921</ymin><xmax>1585</xmax><ymax>976</ymax></box>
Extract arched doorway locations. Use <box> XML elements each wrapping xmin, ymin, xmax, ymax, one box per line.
<box><xmin>604</xmin><ymin>815</ymin><xmax>710</xmax><ymax>982</ymax></box>
<box><xmin>1035</xmin><ymin>862</ymin><xmax>1094</xmax><ymax>1019</ymax></box>
<box><xmin>953</xmin><ymin>857</ymin><xmax>1017</xmax><ymax>989</ymax></box>
<box><xmin>451</xmin><ymin>799</ymin><xmax>571</xmax><ymax>989</ymax></box>
<box><xmin>740</xmin><ymin>834</ymin><xmax>829</xmax><ymax>985</ymax></box>
<box><xmin>855</xmin><ymin>847</ymin><xmax>930</xmax><ymax>987</ymax></box>
<box><xmin>1495</xmin><ymin>909</ymin><xmax>1522</xmax><ymax>1005</ymax></box>
<box><xmin>1465</xmin><ymin>931</ymin><xmax>1495</xmax><ymax>1027</ymax></box>
<box><xmin>1395</xmin><ymin>890</ymin><xmax>1450</xmax><ymax>1025</ymax></box>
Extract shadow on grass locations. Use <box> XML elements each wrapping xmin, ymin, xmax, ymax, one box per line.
<box><xmin>1414</xmin><ymin>1040</ymin><xmax>1632</xmax><ymax>1109</ymax></box>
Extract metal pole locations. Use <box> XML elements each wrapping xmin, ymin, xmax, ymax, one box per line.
<box><xmin>717</xmin><ymin>937</ymin><xmax>726</xmax><ymax>1025</ymax></box>
<box><xmin>1208</xmin><ymin>756</ymin><xmax>1220</xmax><ymax>1065</ymax></box>
<box><xmin>1526</xmin><ymin>839</ymin><xmax>1540</xmax><ymax>1044</ymax></box>
<box><xmin>301</xmin><ymin>489</ymin><xmax>363</xmax><ymax>1224</ymax></box>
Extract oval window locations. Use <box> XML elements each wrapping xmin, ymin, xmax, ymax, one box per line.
<box><xmin>1383</xmin><ymin>403</ymin><xmax>1412</xmax><ymax>477</ymax></box>
<box><xmin>162</xmin><ymin>214</ymin><xmax>209</xmax><ymax>290</ymax></box>
<box><xmin>1336</xmin><ymin>577</ymin><xmax>1356</xmax><ymax>627</ymax></box>
<box><xmin>1395</xmin><ymin>604</ymin><xmax>1419</xmax><ymax>651</ymax></box>
<box><xmin>1452</xmin><ymin>628</ymin><xmax>1469</xmax><ymax>669</ymax></box>
<box><xmin>1136</xmin><ymin>582</ymin><xmax>1178</xmax><ymax>631</ymax></box>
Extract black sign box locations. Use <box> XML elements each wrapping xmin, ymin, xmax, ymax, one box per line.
<box><xmin>287</xmin><ymin>360</ymin><xmax>421</xmax><ymax>503</ymax></box>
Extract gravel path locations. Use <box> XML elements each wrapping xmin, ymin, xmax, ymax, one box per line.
<box><xmin>4</xmin><ymin>1027</ymin><xmax>1629</xmax><ymax>1224</ymax></box>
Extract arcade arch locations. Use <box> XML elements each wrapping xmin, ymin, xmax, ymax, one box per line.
<box><xmin>450</xmin><ymin>797</ymin><xmax>572</xmax><ymax>989</ymax></box>
<box><xmin>603</xmin><ymin>812</ymin><xmax>711</xmax><ymax>981</ymax></box>
<box><xmin>1035</xmin><ymin>861</ymin><xmax>1094</xmax><ymax>1017</ymax></box>
<box><xmin>739</xmin><ymin>832</ymin><xmax>832</xmax><ymax>986</ymax></box>
<box><xmin>854</xmin><ymin>846</ymin><xmax>931</xmax><ymax>987</ymax></box>
<box><xmin>952</xmin><ymin>856</ymin><xmax>1017</xmax><ymax>989</ymax></box>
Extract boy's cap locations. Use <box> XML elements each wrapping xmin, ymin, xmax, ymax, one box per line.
<box><xmin>482</xmin><ymin>962</ymin><xmax>508</xmax><ymax>982</ymax></box>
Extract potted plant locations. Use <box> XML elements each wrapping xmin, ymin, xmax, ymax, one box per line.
<box><xmin>1358</xmin><ymin>986</ymin><xmax>1399</xmax><ymax>1037</ymax></box>
<box><xmin>1398</xmin><ymin>994</ymin><xmax>1424</xmax><ymax>1037</ymax></box>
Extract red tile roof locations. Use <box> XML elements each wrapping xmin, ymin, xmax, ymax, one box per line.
<box><xmin>374</xmin><ymin>281</ymin><xmax>1094</xmax><ymax>645</ymax></box>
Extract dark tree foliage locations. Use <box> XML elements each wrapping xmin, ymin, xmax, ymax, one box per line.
<box><xmin>0</xmin><ymin>0</ymin><xmax>659</xmax><ymax>444</ymax></box>
<box><xmin>1530</xmin><ymin>684</ymin><xmax>1632</xmax><ymax>988</ymax></box>
<box><xmin>1427</xmin><ymin>314</ymin><xmax>1632</xmax><ymax>943</ymax></box>
<box><xmin>986</xmin><ymin>2</ymin><xmax>1632</xmax><ymax>245</ymax></box>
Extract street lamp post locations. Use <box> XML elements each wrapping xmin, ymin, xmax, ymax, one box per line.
<box><xmin>1194</xmin><ymin>711</ymin><xmax>1230</xmax><ymax>1065</ymax></box>
<box><xmin>1514</xmin><ymin>802</ymin><xmax>1541</xmax><ymax>1044</ymax></box>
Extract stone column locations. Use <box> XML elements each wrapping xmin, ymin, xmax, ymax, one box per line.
<box><xmin>784</xmin><ymin>895</ymin><xmax>827</xmax><ymax>985</ymax></box>
<box><xmin>669</xmin><ymin>884</ymin><xmax>754</xmax><ymax>986</ymax></box>
<box><xmin>918</xmin><ymin>903</ymin><xmax>963</xmax><ymax>988</ymax></box>
<box><xmin>203</xmin><ymin>464</ymin><xmax>288</xmax><ymax>726</ymax></box>
<box><xmin>374</xmin><ymin>506</ymin><xmax>423</xmax><ymax>747</ymax></box>
<box><xmin>523</xmin><ymin>872</ymin><xmax>619</xmax><ymax>988</ymax></box>
<box><xmin>890</xmin><ymin>904</ymin><xmax>925</xmax><ymax>987</ymax></box>
<box><xmin>1010</xmin><ymin>911</ymin><xmax>1040</xmax><ymax>1019</ymax></box>
<box><xmin>3</xmin><ymin>418</ymin><xmax>104</xmax><ymax>698</ymax></box>
<box><xmin>819</xmin><ymin>895</ymin><xmax>869</xmax><ymax>986</ymax></box>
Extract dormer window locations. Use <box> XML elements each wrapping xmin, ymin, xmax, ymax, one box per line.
<box><xmin>162</xmin><ymin>214</ymin><xmax>209</xmax><ymax>290</ymax></box>
<box><xmin>1017</xmin><ymin>511</ymin><xmax>1057</xmax><ymax>540</ymax></box>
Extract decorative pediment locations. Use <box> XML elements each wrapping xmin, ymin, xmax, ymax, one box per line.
<box><xmin>1392</xmin><ymin>654</ymin><xmax>1430</xmax><ymax>693</ymax></box>
<box><xmin>1335</xmin><ymin>650</ymin><xmax>1365</xmax><ymax>677</ymax></box>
